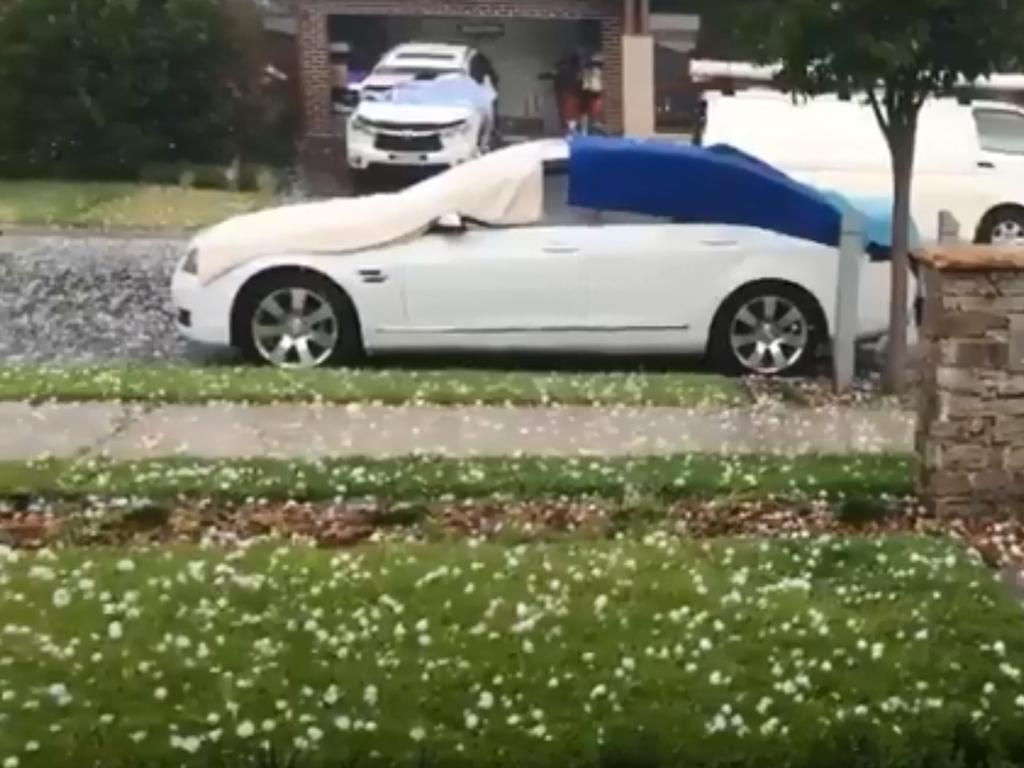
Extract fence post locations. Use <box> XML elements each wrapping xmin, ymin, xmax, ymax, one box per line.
<box><xmin>911</xmin><ymin>210</ymin><xmax>960</xmax><ymax>343</ymax></box>
<box><xmin>833</xmin><ymin>213</ymin><xmax>864</xmax><ymax>393</ymax></box>
<box><xmin>938</xmin><ymin>210</ymin><xmax>960</xmax><ymax>243</ymax></box>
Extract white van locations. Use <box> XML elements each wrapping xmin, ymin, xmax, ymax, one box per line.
<box><xmin>699</xmin><ymin>88</ymin><xmax>1024</xmax><ymax>243</ymax></box>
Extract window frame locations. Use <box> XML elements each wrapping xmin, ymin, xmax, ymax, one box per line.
<box><xmin>539</xmin><ymin>162</ymin><xmax>672</xmax><ymax>227</ymax></box>
<box><xmin>974</xmin><ymin>107</ymin><xmax>1024</xmax><ymax>156</ymax></box>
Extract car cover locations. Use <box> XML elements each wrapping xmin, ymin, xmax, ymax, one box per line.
<box><xmin>192</xmin><ymin>140</ymin><xmax>545</xmax><ymax>284</ymax></box>
<box><xmin>567</xmin><ymin>136</ymin><xmax>918</xmax><ymax>256</ymax></box>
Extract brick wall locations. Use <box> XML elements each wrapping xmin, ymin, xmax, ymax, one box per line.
<box><xmin>600</xmin><ymin>9</ymin><xmax>623</xmax><ymax>132</ymax></box>
<box><xmin>916</xmin><ymin>246</ymin><xmax>1024</xmax><ymax>517</ymax></box>
<box><xmin>297</xmin><ymin>1</ymin><xmax>334</xmax><ymax>137</ymax></box>
<box><xmin>310</xmin><ymin>0</ymin><xmax>618</xmax><ymax>19</ymax></box>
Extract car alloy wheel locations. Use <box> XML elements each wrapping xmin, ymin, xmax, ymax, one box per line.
<box><xmin>251</xmin><ymin>287</ymin><xmax>340</xmax><ymax>368</ymax></box>
<box><xmin>990</xmin><ymin>218</ymin><xmax>1024</xmax><ymax>245</ymax></box>
<box><xmin>728</xmin><ymin>294</ymin><xmax>811</xmax><ymax>376</ymax></box>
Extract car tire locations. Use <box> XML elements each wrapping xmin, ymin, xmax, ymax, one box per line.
<box><xmin>486</xmin><ymin>110</ymin><xmax>502</xmax><ymax>150</ymax></box>
<box><xmin>234</xmin><ymin>271</ymin><xmax>362</xmax><ymax>369</ymax></box>
<box><xmin>708</xmin><ymin>282</ymin><xmax>825</xmax><ymax>378</ymax></box>
<box><xmin>977</xmin><ymin>206</ymin><xmax>1024</xmax><ymax>245</ymax></box>
<box><xmin>351</xmin><ymin>168</ymin><xmax>373</xmax><ymax>196</ymax></box>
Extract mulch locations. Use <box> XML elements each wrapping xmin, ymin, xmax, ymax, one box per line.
<box><xmin>2</xmin><ymin>497</ymin><xmax>1022</xmax><ymax>584</ymax></box>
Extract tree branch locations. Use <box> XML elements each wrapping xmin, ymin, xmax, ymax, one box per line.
<box><xmin>865</xmin><ymin>88</ymin><xmax>892</xmax><ymax>141</ymax></box>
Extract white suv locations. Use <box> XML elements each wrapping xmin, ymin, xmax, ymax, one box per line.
<box><xmin>347</xmin><ymin>43</ymin><xmax>498</xmax><ymax>180</ymax></box>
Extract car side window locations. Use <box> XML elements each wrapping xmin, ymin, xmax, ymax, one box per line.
<box><xmin>541</xmin><ymin>168</ymin><xmax>599</xmax><ymax>225</ymax></box>
<box><xmin>974</xmin><ymin>108</ymin><xmax>1024</xmax><ymax>155</ymax></box>
<box><xmin>469</xmin><ymin>54</ymin><xmax>484</xmax><ymax>84</ymax></box>
<box><xmin>540</xmin><ymin>167</ymin><xmax>670</xmax><ymax>226</ymax></box>
<box><xmin>469</xmin><ymin>53</ymin><xmax>498</xmax><ymax>88</ymax></box>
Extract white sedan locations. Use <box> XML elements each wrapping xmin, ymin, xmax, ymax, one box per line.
<box><xmin>172</xmin><ymin>137</ymin><xmax>898</xmax><ymax>377</ymax></box>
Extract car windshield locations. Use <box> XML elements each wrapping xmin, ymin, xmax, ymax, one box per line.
<box><xmin>397</xmin><ymin>142</ymin><xmax>548</xmax><ymax>227</ymax></box>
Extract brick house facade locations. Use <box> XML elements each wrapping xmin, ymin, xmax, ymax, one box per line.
<box><xmin>295</xmin><ymin>0</ymin><xmax>645</xmax><ymax>189</ymax></box>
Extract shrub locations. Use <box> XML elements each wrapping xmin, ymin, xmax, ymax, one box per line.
<box><xmin>0</xmin><ymin>0</ymin><xmax>284</xmax><ymax>177</ymax></box>
<box><xmin>138</xmin><ymin>163</ymin><xmax>187</xmax><ymax>187</ymax></box>
<box><xmin>237</xmin><ymin>161</ymin><xmax>273</xmax><ymax>192</ymax></box>
<box><xmin>188</xmin><ymin>164</ymin><xmax>232</xmax><ymax>190</ymax></box>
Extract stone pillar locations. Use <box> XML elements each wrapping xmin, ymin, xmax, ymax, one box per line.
<box><xmin>621</xmin><ymin>34</ymin><xmax>655</xmax><ymax>136</ymax></box>
<box><xmin>916</xmin><ymin>244</ymin><xmax>1024</xmax><ymax>517</ymax></box>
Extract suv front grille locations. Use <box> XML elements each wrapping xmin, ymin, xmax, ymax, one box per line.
<box><xmin>374</xmin><ymin>133</ymin><xmax>443</xmax><ymax>152</ymax></box>
<box><xmin>364</xmin><ymin>118</ymin><xmax>464</xmax><ymax>132</ymax></box>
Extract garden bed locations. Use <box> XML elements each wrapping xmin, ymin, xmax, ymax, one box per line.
<box><xmin>5</xmin><ymin>495</ymin><xmax>1024</xmax><ymax>578</ymax></box>
<box><xmin>1</xmin><ymin>537</ymin><xmax>1022</xmax><ymax>767</ymax></box>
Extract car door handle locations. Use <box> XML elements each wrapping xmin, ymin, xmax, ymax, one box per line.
<box><xmin>700</xmin><ymin>239</ymin><xmax>738</xmax><ymax>247</ymax></box>
<box><xmin>358</xmin><ymin>268</ymin><xmax>388</xmax><ymax>284</ymax></box>
<box><xmin>543</xmin><ymin>244</ymin><xmax>579</xmax><ymax>254</ymax></box>
<box><xmin>978</xmin><ymin>161</ymin><xmax>996</xmax><ymax>169</ymax></box>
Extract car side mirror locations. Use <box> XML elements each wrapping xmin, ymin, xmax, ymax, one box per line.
<box><xmin>434</xmin><ymin>212</ymin><xmax>465</xmax><ymax>232</ymax></box>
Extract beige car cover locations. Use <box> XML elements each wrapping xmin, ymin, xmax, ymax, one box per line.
<box><xmin>193</xmin><ymin>141</ymin><xmax>556</xmax><ymax>285</ymax></box>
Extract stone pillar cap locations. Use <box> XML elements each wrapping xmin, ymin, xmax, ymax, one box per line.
<box><xmin>913</xmin><ymin>244</ymin><xmax>1024</xmax><ymax>271</ymax></box>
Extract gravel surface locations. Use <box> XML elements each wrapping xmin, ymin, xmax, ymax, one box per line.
<box><xmin>0</xmin><ymin>234</ymin><xmax>237</xmax><ymax>364</ymax></box>
<box><xmin>0</xmin><ymin>232</ymin><xmax>898</xmax><ymax>377</ymax></box>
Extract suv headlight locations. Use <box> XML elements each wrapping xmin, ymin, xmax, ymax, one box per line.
<box><xmin>350</xmin><ymin>115</ymin><xmax>373</xmax><ymax>135</ymax></box>
<box><xmin>181</xmin><ymin>247</ymin><xmax>199</xmax><ymax>275</ymax></box>
<box><xmin>441</xmin><ymin>120</ymin><xmax>472</xmax><ymax>138</ymax></box>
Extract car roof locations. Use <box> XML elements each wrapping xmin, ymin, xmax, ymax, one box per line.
<box><xmin>972</xmin><ymin>99</ymin><xmax>1024</xmax><ymax>113</ymax></box>
<box><xmin>706</xmin><ymin>87</ymin><xmax>1024</xmax><ymax>114</ymax></box>
<box><xmin>380</xmin><ymin>43</ymin><xmax>473</xmax><ymax>69</ymax></box>
<box><xmin>535</xmin><ymin>138</ymin><xmax>569</xmax><ymax>162</ymax></box>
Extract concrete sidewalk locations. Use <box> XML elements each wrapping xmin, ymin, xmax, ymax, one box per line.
<box><xmin>0</xmin><ymin>402</ymin><xmax>914</xmax><ymax>460</ymax></box>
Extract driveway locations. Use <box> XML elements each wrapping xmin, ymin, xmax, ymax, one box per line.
<box><xmin>0</xmin><ymin>233</ymin><xmax>217</xmax><ymax>363</ymax></box>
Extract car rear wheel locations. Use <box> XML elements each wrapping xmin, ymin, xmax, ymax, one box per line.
<box><xmin>709</xmin><ymin>283</ymin><xmax>823</xmax><ymax>377</ymax></box>
<box><xmin>236</xmin><ymin>272</ymin><xmax>361</xmax><ymax>369</ymax></box>
<box><xmin>978</xmin><ymin>208</ymin><xmax>1024</xmax><ymax>245</ymax></box>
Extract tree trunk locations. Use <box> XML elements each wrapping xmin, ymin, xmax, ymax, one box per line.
<box><xmin>884</xmin><ymin>120</ymin><xmax>917</xmax><ymax>394</ymax></box>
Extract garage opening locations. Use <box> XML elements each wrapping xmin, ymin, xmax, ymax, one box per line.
<box><xmin>328</xmin><ymin>15</ymin><xmax>602</xmax><ymax>141</ymax></box>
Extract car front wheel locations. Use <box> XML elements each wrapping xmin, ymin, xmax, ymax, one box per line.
<box><xmin>236</xmin><ymin>272</ymin><xmax>361</xmax><ymax>369</ymax></box>
<box><xmin>709</xmin><ymin>284</ymin><xmax>823</xmax><ymax>377</ymax></box>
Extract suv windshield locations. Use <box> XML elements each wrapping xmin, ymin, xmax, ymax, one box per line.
<box><xmin>373</xmin><ymin>66</ymin><xmax>463</xmax><ymax>81</ymax></box>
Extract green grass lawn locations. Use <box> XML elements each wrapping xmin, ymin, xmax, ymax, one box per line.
<box><xmin>0</xmin><ymin>364</ymin><xmax>748</xmax><ymax>407</ymax></box>
<box><xmin>0</xmin><ymin>180</ymin><xmax>270</xmax><ymax>230</ymax></box>
<box><xmin>1</xmin><ymin>537</ymin><xmax>1020</xmax><ymax>767</ymax></box>
<box><xmin>0</xmin><ymin>453</ymin><xmax>912</xmax><ymax>502</ymax></box>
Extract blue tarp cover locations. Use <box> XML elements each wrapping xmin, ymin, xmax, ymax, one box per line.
<box><xmin>386</xmin><ymin>75</ymin><xmax>495</xmax><ymax>112</ymax></box>
<box><xmin>566</xmin><ymin>136</ymin><xmax>918</xmax><ymax>255</ymax></box>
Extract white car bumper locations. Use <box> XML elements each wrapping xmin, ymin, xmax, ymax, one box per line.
<box><xmin>171</xmin><ymin>265</ymin><xmax>232</xmax><ymax>346</ymax></box>
<box><xmin>347</xmin><ymin>125</ymin><xmax>481</xmax><ymax>169</ymax></box>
